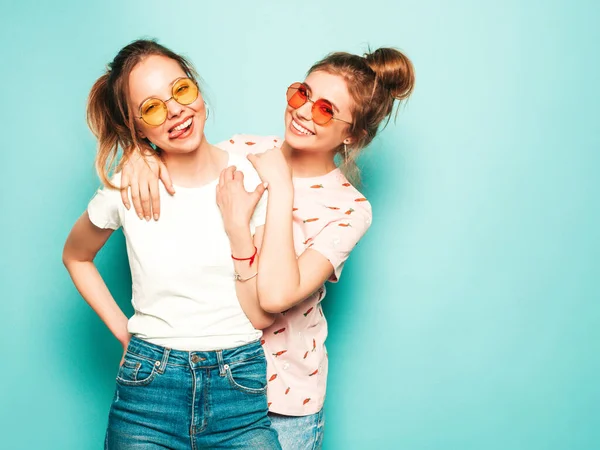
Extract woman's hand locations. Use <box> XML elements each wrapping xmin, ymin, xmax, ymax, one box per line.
<box><xmin>216</xmin><ymin>166</ymin><xmax>266</xmax><ymax>236</ymax></box>
<box><xmin>247</xmin><ymin>147</ymin><xmax>293</xmax><ymax>192</ymax></box>
<box><xmin>119</xmin><ymin>334</ymin><xmax>132</xmax><ymax>366</ymax></box>
<box><xmin>120</xmin><ymin>149</ymin><xmax>176</xmax><ymax>221</ymax></box>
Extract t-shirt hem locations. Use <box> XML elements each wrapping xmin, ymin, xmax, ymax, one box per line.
<box><xmin>137</xmin><ymin>333</ymin><xmax>262</xmax><ymax>352</ymax></box>
<box><xmin>268</xmin><ymin>399</ymin><xmax>325</xmax><ymax>417</ymax></box>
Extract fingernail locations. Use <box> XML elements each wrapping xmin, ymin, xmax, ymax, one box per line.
<box><xmin>263</xmin><ymin>182</ymin><xmax>269</xmax><ymax>188</ymax></box>
<box><xmin>138</xmin><ymin>213</ymin><xmax>143</xmax><ymax>220</ymax></box>
<box><xmin>154</xmin><ymin>214</ymin><xmax>159</xmax><ymax>221</ymax></box>
<box><xmin>145</xmin><ymin>216</ymin><xmax>150</xmax><ymax>221</ymax></box>
<box><xmin>125</xmin><ymin>203</ymin><xmax>130</xmax><ymax>210</ymax></box>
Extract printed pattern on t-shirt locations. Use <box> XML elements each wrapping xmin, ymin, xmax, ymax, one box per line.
<box><xmin>219</xmin><ymin>135</ymin><xmax>372</xmax><ymax>415</ymax></box>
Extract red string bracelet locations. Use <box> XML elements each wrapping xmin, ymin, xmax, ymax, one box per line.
<box><xmin>231</xmin><ymin>246</ymin><xmax>258</xmax><ymax>267</ymax></box>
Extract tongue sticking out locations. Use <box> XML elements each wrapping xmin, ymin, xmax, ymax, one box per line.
<box><xmin>168</xmin><ymin>119</ymin><xmax>193</xmax><ymax>139</ymax></box>
<box><xmin>169</xmin><ymin>126</ymin><xmax>188</xmax><ymax>139</ymax></box>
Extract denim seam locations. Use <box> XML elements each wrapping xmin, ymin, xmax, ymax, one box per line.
<box><xmin>224</xmin><ymin>353</ymin><xmax>263</xmax><ymax>367</ymax></box>
<box><xmin>122</xmin><ymin>359</ymin><xmax>137</xmax><ymax>369</ymax></box>
<box><xmin>158</xmin><ymin>348</ymin><xmax>170</xmax><ymax>374</ymax></box>
<box><xmin>116</xmin><ymin>365</ymin><xmax>157</xmax><ymax>386</ymax></box>
<box><xmin>116</xmin><ymin>355</ymin><xmax>157</xmax><ymax>386</ymax></box>
<box><xmin>126</xmin><ymin>349</ymin><xmax>263</xmax><ymax>368</ymax></box>
<box><xmin>190</xmin><ymin>364</ymin><xmax>198</xmax><ymax>449</ymax></box>
<box><xmin>310</xmin><ymin>415</ymin><xmax>319</xmax><ymax>450</ymax></box>
<box><xmin>217</xmin><ymin>350</ymin><xmax>226</xmax><ymax>376</ymax></box>
<box><xmin>204</xmin><ymin>368</ymin><xmax>211</xmax><ymax>433</ymax></box>
<box><xmin>126</xmin><ymin>350</ymin><xmax>188</xmax><ymax>366</ymax></box>
<box><xmin>315</xmin><ymin>409</ymin><xmax>325</xmax><ymax>450</ymax></box>
<box><xmin>132</xmin><ymin>362</ymin><xmax>141</xmax><ymax>380</ymax></box>
<box><xmin>224</xmin><ymin>365</ymin><xmax>268</xmax><ymax>395</ymax></box>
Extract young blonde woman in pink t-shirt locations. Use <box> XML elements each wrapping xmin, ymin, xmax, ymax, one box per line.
<box><xmin>119</xmin><ymin>48</ymin><xmax>414</xmax><ymax>449</ymax></box>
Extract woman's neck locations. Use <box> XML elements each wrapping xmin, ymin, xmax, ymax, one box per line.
<box><xmin>281</xmin><ymin>141</ymin><xmax>337</xmax><ymax>178</ymax></box>
<box><xmin>161</xmin><ymin>135</ymin><xmax>226</xmax><ymax>187</ymax></box>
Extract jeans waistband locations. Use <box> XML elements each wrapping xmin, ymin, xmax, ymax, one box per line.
<box><xmin>126</xmin><ymin>336</ymin><xmax>264</xmax><ymax>371</ymax></box>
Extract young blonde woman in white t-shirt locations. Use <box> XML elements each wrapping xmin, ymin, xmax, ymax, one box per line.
<box><xmin>62</xmin><ymin>39</ymin><xmax>281</xmax><ymax>449</ymax></box>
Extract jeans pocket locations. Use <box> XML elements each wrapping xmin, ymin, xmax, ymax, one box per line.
<box><xmin>116</xmin><ymin>352</ymin><xmax>158</xmax><ymax>387</ymax></box>
<box><xmin>225</xmin><ymin>356</ymin><xmax>268</xmax><ymax>395</ymax></box>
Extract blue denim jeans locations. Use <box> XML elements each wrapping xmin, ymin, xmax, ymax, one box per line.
<box><xmin>269</xmin><ymin>409</ymin><xmax>325</xmax><ymax>450</ymax></box>
<box><xmin>105</xmin><ymin>336</ymin><xmax>281</xmax><ymax>449</ymax></box>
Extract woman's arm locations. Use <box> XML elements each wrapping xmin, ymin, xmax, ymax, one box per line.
<box><xmin>216</xmin><ymin>166</ymin><xmax>275</xmax><ymax>330</ymax></box>
<box><xmin>119</xmin><ymin>149</ymin><xmax>175</xmax><ymax>220</ymax></box>
<box><xmin>255</xmin><ymin>183</ymin><xmax>334</xmax><ymax>313</ymax></box>
<box><xmin>62</xmin><ymin>212</ymin><xmax>131</xmax><ymax>353</ymax></box>
<box><xmin>227</xmin><ymin>225</ymin><xmax>274</xmax><ymax>329</ymax></box>
<box><xmin>248</xmin><ymin>148</ymin><xmax>352</xmax><ymax>314</ymax></box>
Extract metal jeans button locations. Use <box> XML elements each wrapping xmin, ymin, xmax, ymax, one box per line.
<box><xmin>191</xmin><ymin>354</ymin><xmax>207</xmax><ymax>363</ymax></box>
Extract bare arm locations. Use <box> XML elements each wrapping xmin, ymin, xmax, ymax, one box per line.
<box><xmin>216</xmin><ymin>166</ymin><xmax>275</xmax><ymax>330</ymax></box>
<box><xmin>256</xmin><ymin>185</ymin><xmax>334</xmax><ymax>313</ymax></box>
<box><xmin>247</xmin><ymin>149</ymin><xmax>336</xmax><ymax>313</ymax></box>
<box><xmin>228</xmin><ymin>224</ymin><xmax>275</xmax><ymax>329</ymax></box>
<box><xmin>62</xmin><ymin>212</ymin><xmax>130</xmax><ymax>349</ymax></box>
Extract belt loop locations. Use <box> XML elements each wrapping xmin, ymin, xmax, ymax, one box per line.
<box><xmin>216</xmin><ymin>350</ymin><xmax>226</xmax><ymax>376</ymax></box>
<box><xmin>157</xmin><ymin>347</ymin><xmax>170</xmax><ymax>374</ymax></box>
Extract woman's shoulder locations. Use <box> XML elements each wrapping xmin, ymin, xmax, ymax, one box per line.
<box><xmin>216</xmin><ymin>134</ymin><xmax>283</xmax><ymax>156</ymax></box>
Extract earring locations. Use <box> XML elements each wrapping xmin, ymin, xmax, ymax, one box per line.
<box><xmin>344</xmin><ymin>143</ymin><xmax>348</xmax><ymax>161</ymax></box>
<box><xmin>205</xmin><ymin>102</ymin><xmax>210</xmax><ymax>120</ymax></box>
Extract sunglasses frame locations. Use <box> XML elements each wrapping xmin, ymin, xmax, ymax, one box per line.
<box><xmin>136</xmin><ymin>77</ymin><xmax>199</xmax><ymax>126</ymax></box>
<box><xmin>286</xmin><ymin>82</ymin><xmax>353</xmax><ymax>126</ymax></box>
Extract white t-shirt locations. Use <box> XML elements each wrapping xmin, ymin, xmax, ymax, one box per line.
<box><xmin>87</xmin><ymin>151</ymin><xmax>266</xmax><ymax>351</ymax></box>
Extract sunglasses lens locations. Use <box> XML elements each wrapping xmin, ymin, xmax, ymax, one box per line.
<box><xmin>173</xmin><ymin>78</ymin><xmax>199</xmax><ymax>105</ymax></box>
<box><xmin>141</xmin><ymin>98</ymin><xmax>168</xmax><ymax>126</ymax></box>
<box><xmin>287</xmin><ymin>82</ymin><xmax>308</xmax><ymax>109</ymax></box>
<box><xmin>312</xmin><ymin>99</ymin><xmax>334</xmax><ymax>125</ymax></box>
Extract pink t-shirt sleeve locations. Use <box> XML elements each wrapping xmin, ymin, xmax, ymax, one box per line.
<box><xmin>308</xmin><ymin>204</ymin><xmax>372</xmax><ymax>282</ymax></box>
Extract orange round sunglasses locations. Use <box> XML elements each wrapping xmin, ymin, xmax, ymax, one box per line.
<box><xmin>286</xmin><ymin>82</ymin><xmax>353</xmax><ymax>126</ymax></box>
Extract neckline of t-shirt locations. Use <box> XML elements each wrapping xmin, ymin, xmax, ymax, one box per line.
<box><xmin>292</xmin><ymin>167</ymin><xmax>343</xmax><ymax>184</ymax></box>
<box><xmin>171</xmin><ymin>151</ymin><xmax>231</xmax><ymax>191</ymax></box>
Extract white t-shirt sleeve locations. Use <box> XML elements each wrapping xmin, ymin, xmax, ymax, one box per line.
<box><xmin>87</xmin><ymin>174</ymin><xmax>123</xmax><ymax>230</ymax></box>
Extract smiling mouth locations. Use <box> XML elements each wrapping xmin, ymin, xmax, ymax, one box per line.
<box><xmin>170</xmin><ymin>117</ymin><xmax>193</xmax><ymax>133</ymax></box>
<box><xmin>291</xmin><ymin>119</ymin><xmax>314</xmax><ymax>136</ymax></box>
<box><xmin>168</xmin><ymin>117</ymin><xmax>193</xmax><ymax>139</ymax></box>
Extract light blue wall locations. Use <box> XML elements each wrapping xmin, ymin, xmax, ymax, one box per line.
<box><xmin>1</xmin><ymin>1</ymin><xmax>598</xmax><ymax>448</ymax></box>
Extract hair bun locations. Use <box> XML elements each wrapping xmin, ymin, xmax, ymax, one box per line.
<box><xmin>364</xmin><ymin>48</ymin><xmax>415</xmax><ymax>101</ymax></box>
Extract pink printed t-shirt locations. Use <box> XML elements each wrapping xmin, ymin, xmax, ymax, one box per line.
<box><xmin>218</xmin><ymin>134</ymin><xmax>372</xmax><ymax>416</ymax></box>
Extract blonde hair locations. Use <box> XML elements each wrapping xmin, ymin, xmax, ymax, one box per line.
<box><xmin>87</xmin><ymin>39</ymin><xmax>199</xmax><ymax>188</ymax></box>
<box><xmin>308</xmin><ymin>48</ymin><xmax>415</xmax><ymax>185</ymax></box>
